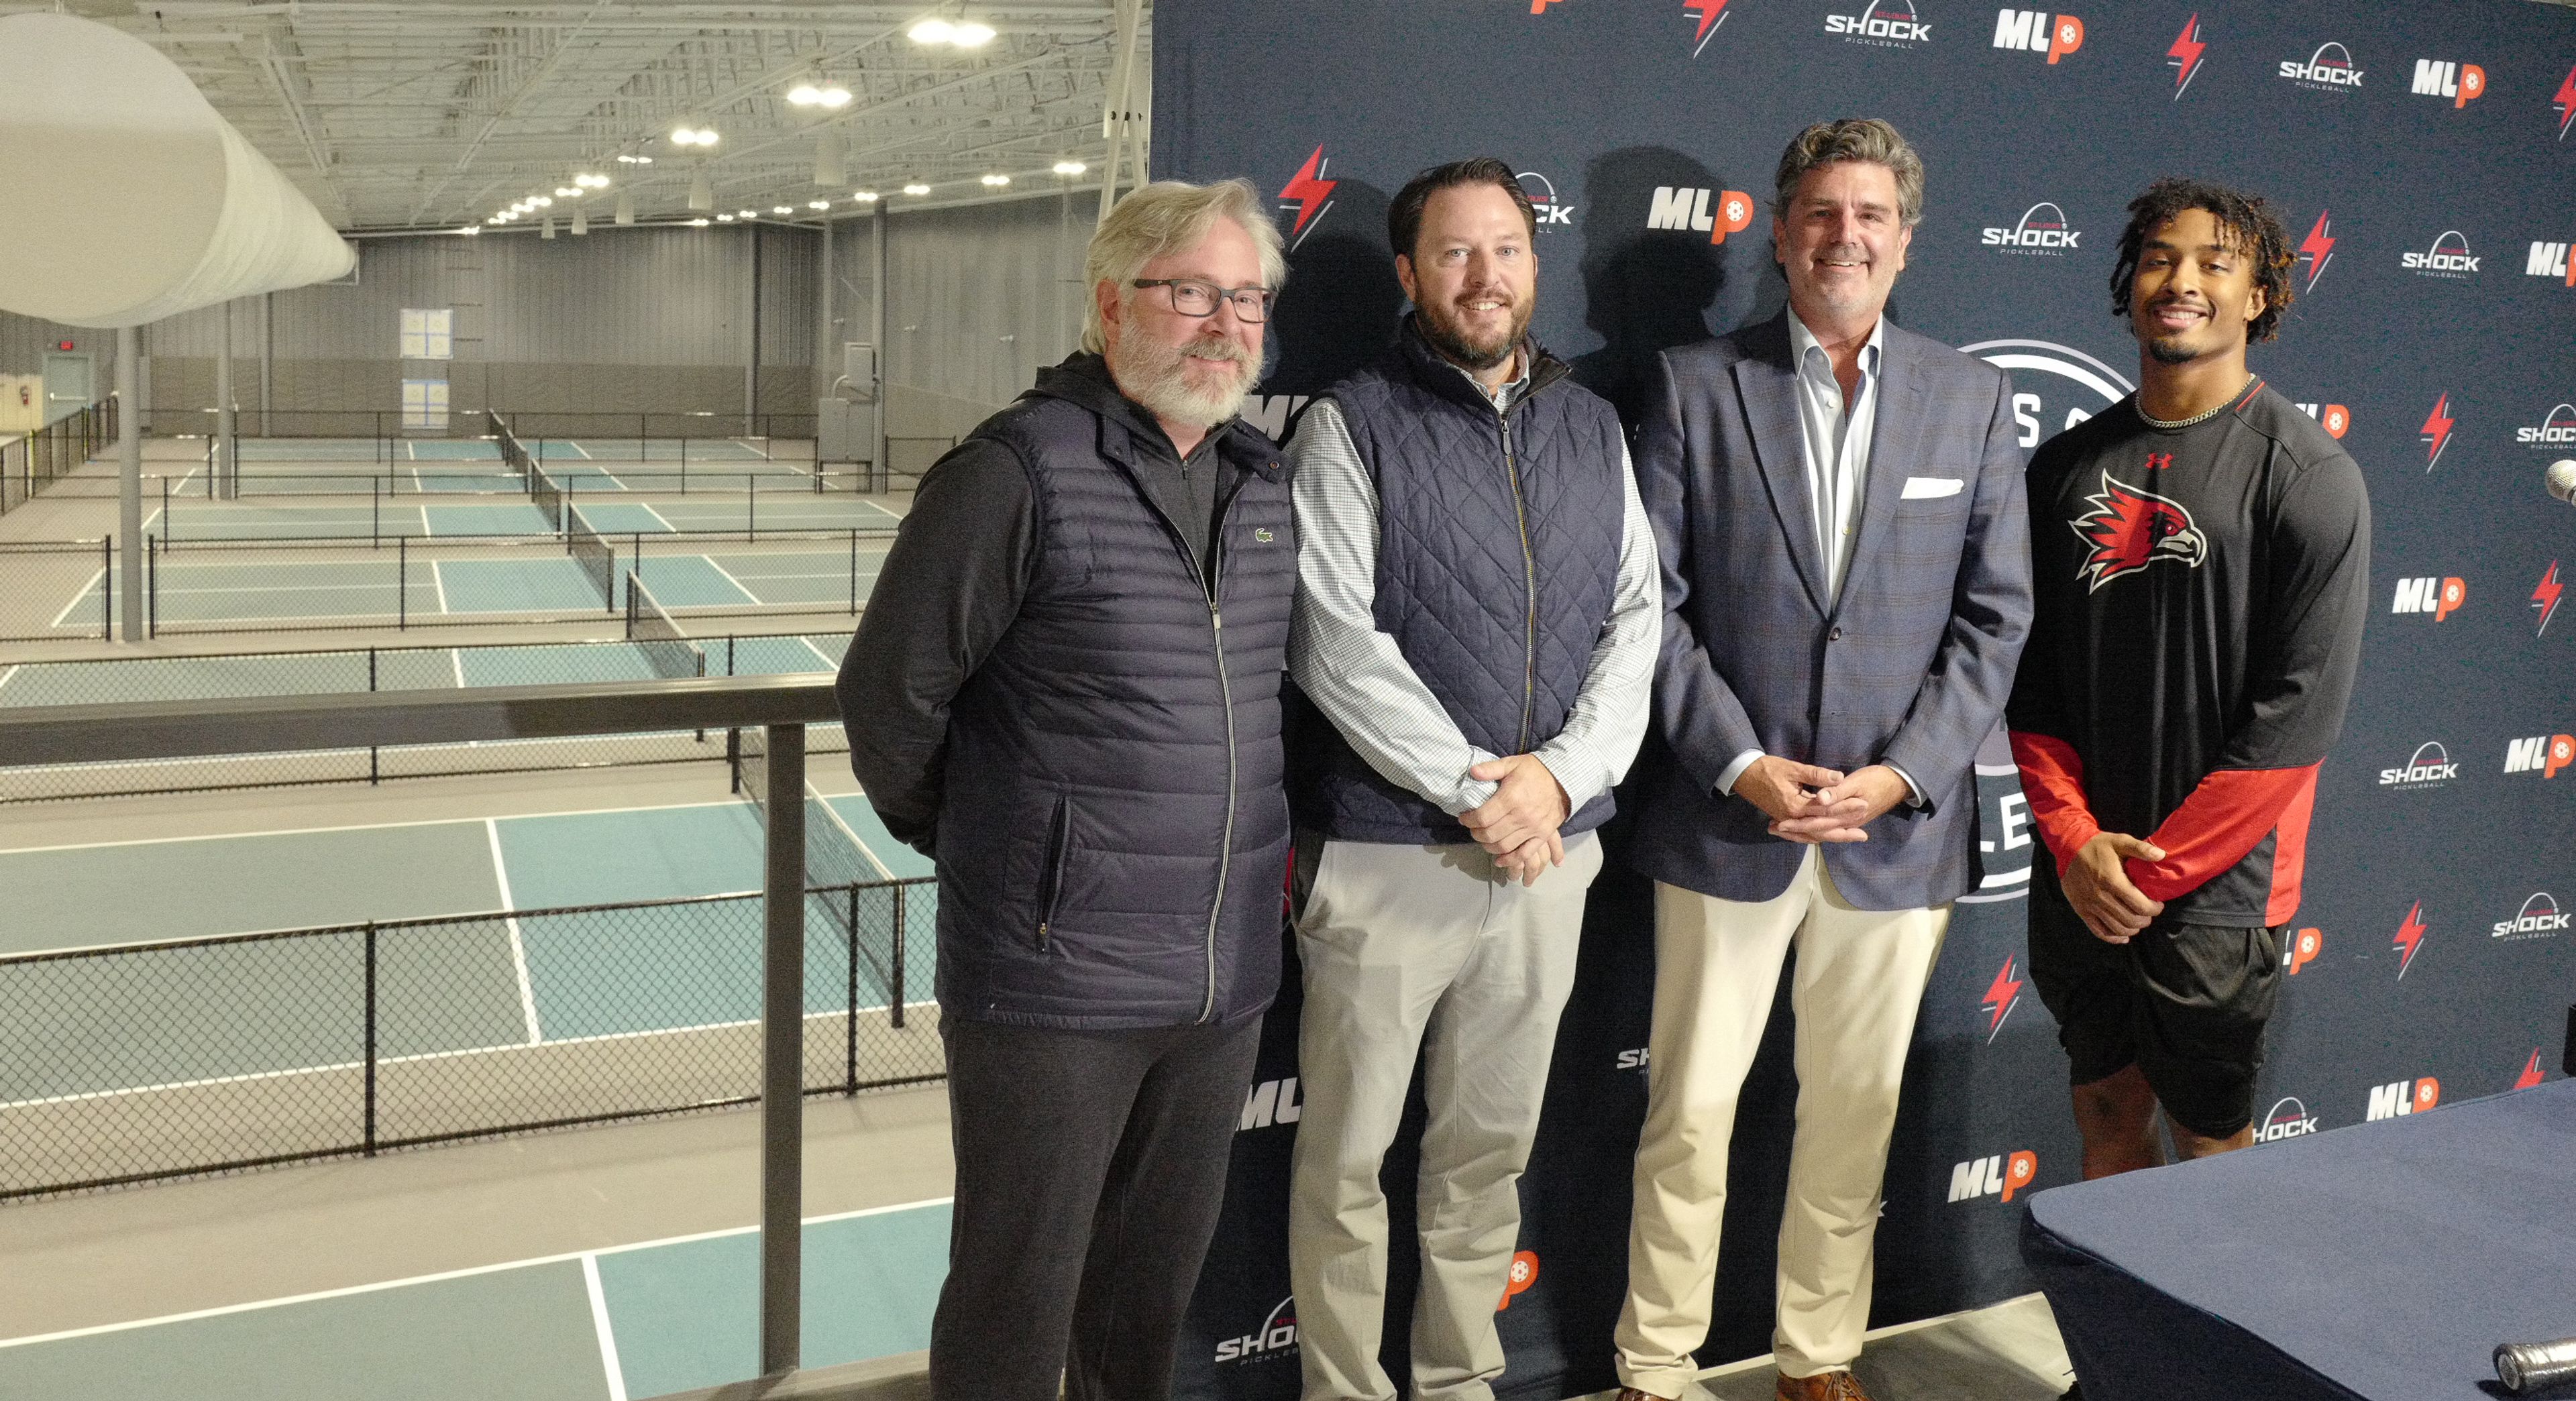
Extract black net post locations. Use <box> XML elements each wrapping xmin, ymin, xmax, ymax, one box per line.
<box><xmin>363</xmin><ymin>922</ymin><xmax>379</xmax><ymax>1158</ymax></box>
<box><xmin>846</xmin><ymin>885</ymin><xmax>861</xmax><ymax>1095</ymax></box>
<box><xmin>891</xmin><ymin>882</ymin><xmax>907</xmax><ymax>1029</ymax></box>
<box><xmin>747</xmin><ymin>474</ymin><xmax>757</xmax><ymax>543</ymax></box>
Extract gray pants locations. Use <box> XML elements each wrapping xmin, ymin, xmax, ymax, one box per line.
<box><xmin>1287</xmin><ymin>831</ymin><xmax>1604</xmax><ymax>1401</ymax></box>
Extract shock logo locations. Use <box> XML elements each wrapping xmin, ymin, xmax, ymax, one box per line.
<box><xmin>2254</xmin><ymin>1096</ymin><xmax>2320</xmax><ymax>1142</ymax></box>
<box><xmin>1214</xmin><ymin>1296</ymin><xmax>1298</xmax><ymax>1363</ymax></box>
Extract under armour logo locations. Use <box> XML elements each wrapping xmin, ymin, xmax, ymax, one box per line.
<box><xmin>2145</xmin><ymin>453</ymin><xmax>2174</xmax><ymax>471</ymax></box>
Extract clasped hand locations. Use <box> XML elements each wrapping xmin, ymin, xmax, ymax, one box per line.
<box><xmin>1737</xmin><ymin>756</ymin><xmax>1910</xmax><ymax>844</ymax></box>
<box><xmin>1462</xmin><ymin>754</ymin><xmax>1568</xmax><ymax>887</ymax></box>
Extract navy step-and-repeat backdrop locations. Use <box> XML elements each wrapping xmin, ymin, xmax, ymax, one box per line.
<box><xmin>1155</xmin><ymin>3</ymin><xmax>2575</xmax><ymax>1396</ymax></box>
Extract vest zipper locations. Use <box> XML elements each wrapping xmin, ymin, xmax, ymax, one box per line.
<box><xmin>1146</xmin><ymin>459</ymin><xmax>1240</xmax><ymax>1027</ymax></box>
<box><xmin>1034</xmin><ymin>791</ymin><xmax>1071</xmax><ymax>950</ymax></box>
<box><xmin>1498</xmin><ymin>408</ymin><xmax>1538</xmax><ymax>754</ymax></box>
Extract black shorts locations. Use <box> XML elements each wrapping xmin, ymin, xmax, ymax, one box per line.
<box><xmin>2025</xmin><ymin>871</ymin><xmax>2285</xmax><ymax>1139</ymax></box>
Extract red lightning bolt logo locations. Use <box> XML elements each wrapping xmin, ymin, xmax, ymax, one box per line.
<box><xmin>2297</xmin><ymin>211</ymin><xmax>2334</xmax><ymax>293</ymax></box>
<box><xmin>2167</xmin><ymin>13</ymin><xmax>2206</xmax><ymax>99</ymax></box>
<box><xmin>2535</xmin><ymin>561</ymin><xmax>2563</xmax><ymax>636</ymax></box>
<box><xmin>2392</xmin><ymin>900</ymin><xmax>2428</xmax><ymax>978</ymax></box>
<box><xmin>2516</xmin><ymin>1049</ymin><xmax>2546</xmax><ymax>1090</ymax></box>
<box><xmin>1981</xmin><ymin>955</ymin><xmax>2024</xmax><ymax>1043</ymax></box>
<box><xmin>1684</xmin><ymin>0</ymin><xmax>1733</xmax><ymax>56</ymax></box>
<box><xmin>2555</xmin><ymin>64</ymin><xmax>2576</xmax><ymax>140</ymax></box>
<box><xmin>2419</xmin><ymin>392</ymin><xmax>2454</xmax><ymax>470</ymax></box>
<box><xmin>1277</xmin><ymin>146</ymin><xmax>1337</xmax><ymax>245</ymax></box>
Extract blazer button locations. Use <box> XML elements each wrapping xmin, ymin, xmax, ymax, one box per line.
<box><xmin>1829</xmin><ymin>626</ymin><xmax>1844</xmax><ymax>642</ymax></box>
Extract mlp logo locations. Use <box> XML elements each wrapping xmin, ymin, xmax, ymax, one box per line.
<box><xmin>2295</xmin><ymin>211</ymin><xmax>2335</xmax><ymax>293</ymax></box>
<box><xmin>2391</xmin><ymin>901</ymin><xmax>2428</xmax><ymax>978</ymax></box>
<box><xmin>2410</xmin><ymin>58</ymin><xmax>2487</xmax><ymax>108</ymax></box>
<box><xmin>1682</xmin><ymin>0</ymin><xmax>1746</xmax><ymax>59</ymax></box>
<box><xmin>2534</xmin><ymin>561</ymin><xmax>2562</xmax><ymax>636</ymax></box>
<box><xmin>1982</xmin><ymin>203</ymin><xmax>2082</xmax><ymax>256</ymax></box>
<box><xmin>2516</xmin><ymin>403</ymin><xmax>2576</xmax><ymax>449</ymax></box>
<box><xmin>2070</xmin><ymin>471</ymin><xmax>2206</xmax><ymax>592</ymax></box>
<box><xmin>2402</xmin><ymin>231</ymin><xmax>2481</xmax><ymax>279</ymax></box>
<box><xmin>2284</xmin><ymin>926</ymin><xmax>2323</xmax><ymax>975</ymax></box>
<box><xmin>2293</xmin><ymin>402</ymin><xmax>2350</xmax><ymax>437</ymax></box>
<box><xmin>2278</xmin><ymin>42</ymin><xmax>2363</xmax><ymax>92</ymax></box>
<box><xmin>1980</xmin><ymin>954</ymin><xmax>2024</xmax><ymax>1043</ymax></box>
<box><xmin>1992</xmin><ymin>9</ymin><xmax>2084</xmax><ymax>64</ymax></box>
<box><xmin>1214</xmin><ymin>1296</ymin><xmax>1297</xmax><ymax>1364</ymax></box>
<box><xmin>1827</xmin><ymin>0</ymin><xmax>1931</xmax><ymax>47</ymax></box>
<box><xmin>1963</xmin><ymin>338</ymin><xmax>2133</xmax><ymax>447</ymax></box>
<box><xmin>2526</xmin><ymin>238</ymin><xmax>2576</xmax><ymax>286</ymax></box>
<box><xmin>1277</xmin><ymin>146</ymin><xmax>1337</xmax><ymax>252</ymax></box>
<box><xmin>1948</xmin><ymin>1150</ymin><xmax>2037</xmax><ymax>1203</ymax></box>
<box><xmin>2253</xmin><ymin>1096</ymin><xmax>2320</xmax><ymax>1143</ymax></box>
<box><xmin>1646</xmin><ymin>186</ymin><xmax>1756</xmax><ymax>245</ymax></box>
<box><xmin>2378</xmin><ymin>741</ymin><xmax>2457</xmax><ymax>789</ymax></box>
<box><xmin>2167</xmin><ymin>13</ymin><xmax>2208</xmax><ymax>99</ymax></box>
<box><xmin>2389</xmin><ymin>574</ymin><xmax>2465</xmax><ymax>619</ymax></box>
<box><xmin>1515</xmin><ymin>172</ymin><xmax>1576</xmax><ymax>229</ymax></box>
<box><xmin>2502</xmin><ymin>732</ymin><xmax>2574</xmax><ymax>778</ymax></box>
<box><xmin>1498</xmin><ymin>1250</ymin><xmax>1540</xmax><ymax>1310</ymax></box>
<box><xmin>2365</xmin><ymin>1076</ymin><xmax>2440</xmax><ymax>1121</ymax></box>
<box><xmin>2491</xmin><ymin>892</ymin><xmax>2569</xmax><ymax>941</ymax></box>
<box><xmin>1238</xmin><ymin>1076</ymin><xmax>1302</xmax><ymax>1131</ymax></box>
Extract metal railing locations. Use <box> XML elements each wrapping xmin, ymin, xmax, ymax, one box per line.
<box><xmin>0</xmin><ymin>399</ymin><xmax>117</xmax><ymax>516</ymax></box>
<box><xmin>142</xmin><ymin>406</ymin><xmax>820</xmax><ymax>452</ymax></box>
<box><xmin>0</xmin><ymin>630</ymin><xmax>853</xmax><ymax>803</ymax></box>
<box><xmin>0</xmin><ymin>674</ymin><xmax>857</xmax><ymax>1379</ymax></box>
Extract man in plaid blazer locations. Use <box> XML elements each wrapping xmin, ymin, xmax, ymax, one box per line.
<box><xmin>1613</xmin><ymin>119</ymin><xmax>2033</xmax><ymax>1401</ymax></box>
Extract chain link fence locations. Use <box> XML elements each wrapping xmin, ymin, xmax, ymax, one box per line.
<box><xmin>0</xmin><ymin>400</ymin><xmax>117</xmax><ymax>517</ymax></box>
<box><xmin>0</xmin><ymin>632</ymin><xmax>854</xmax><ymax>803</ymax></box>
<box><xmin>0</xmin><ymin>878</ymin><xmax>938</xmax><ymax>1202</ymax></box>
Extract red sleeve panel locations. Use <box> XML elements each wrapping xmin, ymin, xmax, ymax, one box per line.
<box><xmin>2008</xmin><ymin>730</ymin><xmax>2102</xmax><ymax>878</ymax></box>
<box><xmin>2124</xmin><ymin>763</ymin><xmax>2321</xmax><ymax>919</ymax></box>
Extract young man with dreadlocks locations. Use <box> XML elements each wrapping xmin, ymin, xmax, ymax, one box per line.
<box><xmin>2006</xmin><ymin>179</ymin><xmax>2370</xmax><ymax>1196</ymax></box>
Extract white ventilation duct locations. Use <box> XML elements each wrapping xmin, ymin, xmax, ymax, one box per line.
<box><xmin>814</xmin><ymin>128</ymin><xmax>846</xmax><ymax>186</ymax></box>
<box><xmin>0</xmin><ymin>13</ymin><xmax>356</xmax><ymax>329</ymax></box>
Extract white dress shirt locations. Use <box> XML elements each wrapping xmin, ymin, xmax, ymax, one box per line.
<box><xmin>1717</xmin><ymin>312</ymin><xmax>1920</xmax><ymax>805</ymax></box>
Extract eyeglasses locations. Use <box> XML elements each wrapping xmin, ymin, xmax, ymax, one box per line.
<box><xmin>1132</xmin><ymin>278</ymin><xmax>1273</xmax><ymax>323</ymax></box>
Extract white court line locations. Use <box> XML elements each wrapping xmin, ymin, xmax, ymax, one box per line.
<box><xmin>46</xmin><ymin>569</ymin><xmax>107</xmax><ymax>628</ymax></box>
<box><xmin>697</xmin><ymin>554</ymin><xmax>763</xmax><ymax>606</ymax></box>
<box><xmin>451</xmin><ymin>647</ymin><xmax>467</xmax><ymax>689</ymax></box>
<box><xmin>582</xmin><ymin>1254</ymin><xmax>631</xmax><ymax>1401</ymax></box>
<box><xmin>486</xmin><ymin>818</ymin><xmax>545</xmax><ymax>1045</ymax></box>
<box><xmin>431</xmin><ymin>559</ymin><xmax>450</xmax><ymax>615</ymax></box>
<box><xmin>568</xmin><ymin>440</ymin><xmax>595</xmax><ymax>460</ymax></box>
<box><xmin>0</xmin><ymin>999</ymin><xmax>906</xmax><ymax>1111</ymax></box>
<box><xmin>798</xmin><ymin>636</ymin><xmax>840</xmax><ymax>669</ymax></box>
<box><xmin>0</xmin><ymin>664</ymin><xmax>19</xmax><ymax>696</ymax></box>
<box><xmin>0</xmin><ymin>1195</ymin><xmax>954</xmax><ymax>1353</ymax></box>
<box><xmin>639</xmin><ymin>503</ymin><xmax>679</xmax><ymax>534</ymax></box>
<box><xmin>0</xmin><ymin>799</ymin><xmax>743</xmax><ymax>860</ymax></box>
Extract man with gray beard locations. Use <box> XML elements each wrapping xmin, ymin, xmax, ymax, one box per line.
<box><xmin>837</xmin><ymin>178</ymin><xmax>1293</xmax><ymax>1401</ymax></box>
<box><xmin>1283</xmin><ymin>156</ymin><xmax>1660</xmax><ymax>1401</ymax></box>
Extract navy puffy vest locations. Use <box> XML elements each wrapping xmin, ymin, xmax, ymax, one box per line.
<box><xmin>932</xmin><ymin>380</ymin><xmax>1294</xmax><ymax>1031</ymax></box>
<box><xmin>1292</xmin><ymin>325</ymin><xmax>1627</xmax><ymax>844</ymax></box>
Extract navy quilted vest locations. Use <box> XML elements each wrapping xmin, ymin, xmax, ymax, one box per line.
<box><xmin>933</xmin><ymin>368</ymin><xmax>1294</xmax><ymax>1030</ymax></box>
<box><xmin>1293</xmin><ymin>323</ymin><xmax>1627</xmax><ymax>844</ymax></box>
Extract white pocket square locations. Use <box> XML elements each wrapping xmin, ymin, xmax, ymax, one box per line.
<box><xmin>1900</xmin><ymin>476</ymin><xmax>1964</xmax><ymax>500</ymax></box>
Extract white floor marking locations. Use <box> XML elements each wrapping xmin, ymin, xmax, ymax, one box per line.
<box><xmin>582</xmin><ymin>1253</ymin><xmax>631</xmax><ymax>1401</ymax></box>
<box><xmin>0</xmin><ymin>1195</ymin><xmax>956</xmax><ymax>1351</ymax></box>
<box><xmin>486</xmin><ymin>818</ymin><xmax>544</xmax><ymax>1045</ymax></box>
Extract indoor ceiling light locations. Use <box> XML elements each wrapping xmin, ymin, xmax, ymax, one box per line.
<box><xmin>773</xmin><ymin>205</ymin><xmax>795</xmax><ymax>214</ymax></box>
<box><xmin>980</xmin><ymin>173</ymin><xmax>1010</xmax><ymax>186</ymax></box>
<box><xmin>575</xmin><ymin>173</ymin><xmax>609</xmax><ymax>189</ymax></box>
<box><xmin>460</xmin><ymin>225</ymin><xmax>480</xmax><ymax>235</ymax></box>
<box><xmin>903</xmin><ymin>182</ymin><xmax>932</xmax><ymax>196</ymax></box>
<box><xmin>1052</xmin><ymin>160</ymin><xmax>1087</xmax><ymax>176</ymax></box>
<box><xmin>739</xmin><ymin>209</ymin><xmax>759</xmax><ymax>218</ymax></box>
<box><xmin>808</xmin><ymin>199</ymin><xmax>830</xmax><ymax>210</ymax></box>
<box><xmin>690</xmin><ymin>218</ymin><xmax>710</xmax><ymax>227</ymax></box>
<box><xmin>852</xmin><ymin>190</ymin><xmax>880</xmax><ymax>203</ymax></box>
<box><xmin>531</xmin><ymin>195</ymin><xmax>553</xmax><ymax>207</ymax></box>
<box><xmin>554</xmin><ymin>186</ymin><xmax>580</xmax><ymax>198</ymax></box>
<box><xmin>908</xmin><ymin>18</ymin><xmax>953</xmax><ymax>44</ymax></box>
<box><xmin>952</xmin><ymin>21</ymin><xmax>996</xmax><ymax>46</ymax></box>
<box><xmin>616</xmin><ymin>154</ymin><xmax>651</xmax><ymax>164</ymax></box>
<box><xmin>818</xmin><ymin>86</ymin><xmax>851</xmax><ymax>108</ymax></box>
<box><xmin>787</xmin><ymin>82</ymin><xmax>821</xmax><ymax>106</ymax></box>
<box><xmin>672</xmin><ymin>126</ymin><xmax>718</xmax><ymax>147</ymax></box>
<box><xmin>718</xmin><ymin>213</ymin><xmax>736</xmax><ymax>222</ymax></box>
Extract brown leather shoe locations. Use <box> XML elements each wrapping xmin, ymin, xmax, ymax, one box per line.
<box><xmin>1776</xmin><ymin>1369</ymin><xmax>1874</xmax><ymax>1401</ymax></box>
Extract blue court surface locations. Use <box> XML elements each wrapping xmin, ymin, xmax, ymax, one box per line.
<box><xmin>42</xmin><ymin>545</ymin><xmax>885</xmax><ymax>631</ymax></box>
<box><xmin>0</xmin><ymin>1198</ymin><xmax>951</xmax><ymax>1400</ymax></box>
<box><xmin>233</xmin><ymin>438</ymin><xmax>786</xmax><ymax>465</ymax></box>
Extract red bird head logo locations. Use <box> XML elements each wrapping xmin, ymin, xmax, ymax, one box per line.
<box><xmin>2071</xmin><ymin>470</ymin><xmax>2206</xmax><ymax>592</ymax></box>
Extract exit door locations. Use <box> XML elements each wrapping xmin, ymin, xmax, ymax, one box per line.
<box><xmin>41</xmin><ymin>353</ymin><xmax>93</xmax><ymax>424</ymax></box>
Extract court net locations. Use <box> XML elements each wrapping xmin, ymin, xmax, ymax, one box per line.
<box><xmin>624</xmin><ymin>570</ymin><xmax>706</xmax><ymax>681</ymax></box>
<box><xmin>568</xmin><ymin>512</ymin><xmax>615</xmax><ymax>612</ymax></box>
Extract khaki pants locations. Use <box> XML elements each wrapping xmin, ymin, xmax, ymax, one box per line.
<box><xmin>1615</xmin><ymin>848</ymin><xmax>1948</xmax><ymax>1394</ymax></box>
<box><xmin>1289</xmin><ymin>832</ymin><xmax>1604</xmax><ymax>1401</ymax></box>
